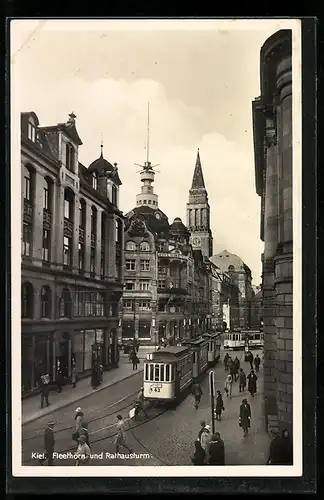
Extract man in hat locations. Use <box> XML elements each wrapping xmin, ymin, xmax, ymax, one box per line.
<box><xmin>39</xmin><ymin>421</ymin><xmax>55</xmax><ymax>466</ymax></box>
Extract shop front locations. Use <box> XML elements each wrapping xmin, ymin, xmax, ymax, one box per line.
<box><xmin>72</xmin><ymin>328</ymin><xmax>118</xmax><ymax>377</ymax></box>
<box><xmin>22</xmin><ymin>332</ymin><xmax>53</xmax><ymax>396</ymax></box>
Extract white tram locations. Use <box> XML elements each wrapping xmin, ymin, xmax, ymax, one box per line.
<box><xmin>202</xmin><ymin>332</ymin><xmax>221</xmax><ymax>366</ymax></box>
<box><xmin>224</xmin><ymin>330</ymin><xmax>264</xmax><ymax>350</ymax></box>
<box><xmin>143</xmin><ymin>346</ymin><xmax>193</xmax><ymax>403</ymax></box>
<box><xmin>181</xmin><ymin>338</ymin><xmax>208</xmax><ymax>379</ymax></box>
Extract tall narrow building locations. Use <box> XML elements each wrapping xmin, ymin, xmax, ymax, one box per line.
<box><xmin>186</xmin><ymin>149</ymin><xmax>213</xmax><ymax>257</ymax></box>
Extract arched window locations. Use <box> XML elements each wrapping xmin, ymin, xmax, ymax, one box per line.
<box><xmin>43</xmin><ymin>177</ymin><xmax>52</xmax><ymax>211</ymax></box>
<box><xmin>140</xmin><ymin>241</ymin><xmax>150</xmax><ymax>252</ymax></box>
<box><xmin>228</xmin><ymin>265</ymin><xmax>234</xmax><ymax>272</ymax></box>
<box><xmin>22</xmin><ymin>282</ymin><xmax>34</xmax><ymax>318</ymax></box>
<box><xmin>126</xmin><ymin>241</ymin><xmax>136</xmax><ymax>251</ymax></box>
<box><xmin>91</xmin><ymin>206</ymin><xmax>97</xmax><ymax>235</ymax></box>
<box><xmin>41</xmin><ymin>286</ymin><xmax>52</xmax><ymax>318</ymax></box>
<box><xmin>92</xmin><ymin>171</ymin><xmax>98</xmax><ymax>190</ymax></box>
<box><xmin>60</xmin><ymin>288</ymin><xmax>72</xmax><ymax>318</ymax></box>
<box><xmin>79</xmin><ymin>199</ymin><xmax>86</xmax><ymax>229</ymax></box>
<box><xmin>64</xmin><ymin>189</ymin><xmax>74</xmax><ymax>220</ymax></box>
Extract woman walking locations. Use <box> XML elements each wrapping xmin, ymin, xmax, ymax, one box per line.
<box><xmin>215</xmin><ymin>390</ymin><xmax>225</xmax><ymax>421</ymax></box>
<box><xmin>115</xmin><ymin>414</ymin><xmax>134</xmax><ymax>454</ymax></box>
<box><xmin>73</xmin><ymin>407</ymin><xmax>85</xmax><ymax>442</ymax></box>
<box><xmin>247</xmin><ymin>369</ymin><xmax>258</xmax><ymax>397</ymax></box>
<box><xmin>239</xmin><ymin>398</ymin><xmax>251</xmax><ymax>437</ymax></box>
<box><xmin>224</xmin><ymin>374</ymin><xmax>233</xmax><ymax>398</ymax></box>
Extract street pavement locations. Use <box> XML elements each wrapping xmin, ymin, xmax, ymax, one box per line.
<box><xmin>22</xmin><ymin>346</ymin><xmax>155</xmax><ymax>425</ymax></box>
<box><xmin>22</xmin><ymin>347</ymin><xmax>271</xmax><ymax>467</ymax></box>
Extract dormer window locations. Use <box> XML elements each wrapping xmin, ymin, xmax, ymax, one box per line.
<box><xmin>111</xmin><ymin>184</ymin><xmax>117</xmax><ymax>206</ymax></box>
<box><xmin>66</xmin><ymin>143</ymin><xmax>74</xmax><ymax>172</ymax></box>
<box><xmin>27</xmin><ymin>121</ymin><xmax>36</xmax><ymax>142</ymax></box>
<box><xmin>92</xmin><ymin>171</ymin><xmax>98</xmax><ymax>190</ymax></box>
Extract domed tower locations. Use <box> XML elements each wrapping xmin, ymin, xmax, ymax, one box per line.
<box><xmin>169</xmin><ymin>217</ymin><xmax>191</xmax><ymax>244</ymax></box>
<box><xmin>88</xmin><ymin>142</ymin><xmax>122</xmax><ymax>206</ymax></box>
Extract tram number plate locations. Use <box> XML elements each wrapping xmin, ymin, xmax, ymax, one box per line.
<box><xmin>150</xmin><ymin>383</ymin><xmax>162</xmax><ymax>393</ymax></box>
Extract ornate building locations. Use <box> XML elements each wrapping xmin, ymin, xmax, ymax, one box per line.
<box><xmin>121</xmin><ymin>151</ymin><xmax>239</xmax><ymax>345</ymax></box>
<box><xmin>210</xmin><ymin>250</ymin><xmax>254</xmax><ymax>329</ymax></box>
<box><xmin>21</xmin><ymin>112</ymin><xmax>124</xmax><ymax>397</ymax></box>
<box><xmin>252</xmin><ymin>30</ymin><xmax>293</xmax><ymax>433</ymax></box>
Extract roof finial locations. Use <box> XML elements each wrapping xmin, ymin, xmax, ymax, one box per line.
<box><xmin>146</xmin><ymin>101</ymin><xmax>150</xmax><ymax>166</ymax></box>
<box><xmin>100</xmin><ymin>133</ymin><xmax>103</xmax><ymax>157</ymax></box>
<box><xmin>68</xmin><ymin>112</ymin><xmax>76</xmax><ymax>123</ymax></box>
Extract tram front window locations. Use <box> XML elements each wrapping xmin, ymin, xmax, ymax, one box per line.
<box><xmin>160</xmin><ymin>364</ymin><xmax>165</xmax><ymax>381</ymax></box>
<box><xmin>154</xmin><ymin>364</ymin><xmax>160</xmax><ymax>381</ymax></box>
<box><xmin>149</xmin><ymin>364</ymin><xmax>154</xmax><ymax>381</ymax></box>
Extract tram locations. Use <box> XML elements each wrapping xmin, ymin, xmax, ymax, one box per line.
<box><xmin>224</xmin><ymin>330</ymin><xmax>264</xmax><ymax>350</ymax></box>
<box><xmin>202</xmin><ymin>332</ymin><xmax>221</xmax><ymax>366</ymax></box>
<box><xmin>180</xmin><ymin>337</ymin><xmax>209</xmax><ymax>379</ymax></box>
<box><xmin>143</xmin><ymin>346</ymin><xmax>193</xmax><ymax>403</ymax></box>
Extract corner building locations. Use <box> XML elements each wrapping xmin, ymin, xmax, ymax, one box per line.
<box><xmin>252</xmin><ymin>30</ymin><xmax>293</xmax><ymax>433</ymax></box>
<box><xmin>21</xmin><ymin>112</ymin><xmax>124</xmax><ymax>396</ymax></box>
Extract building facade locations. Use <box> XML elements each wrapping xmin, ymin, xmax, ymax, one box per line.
<box><xmin>120</xmin><ymin>152</ymin><xmax>238</xmax><ymax>345</ymax></box>
<box><xmin>210</xmin><ymin>250</ymin><xmax>254</xmax><ymax>329</ymax></box>
<box><xmin>252</xmin><ymin>30</ymin><xmax>293</xmax><ymax>433</ymax></box>
<box><xmin>21</xmin><ymin>112</ymin><xmax>124</xmax><ymax>396</ymax></box>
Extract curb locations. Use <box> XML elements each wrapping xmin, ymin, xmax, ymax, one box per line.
<box><xmin>22</xmin><ymin>368</ymin><xmax>144</xmax><ymax>426</ymax></box>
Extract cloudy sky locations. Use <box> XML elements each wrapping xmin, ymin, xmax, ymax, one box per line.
<box><xmin>11</xmin><ymin>19</ymin><xmax>295</xmax><ymax>285</ymax></box>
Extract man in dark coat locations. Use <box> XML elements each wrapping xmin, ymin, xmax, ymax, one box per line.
<box><xmin>233</xmin><ymin>357</ymin><xmax>240</xmax><ymax>382</ymax></box>
<box><xmin>131</xmin><ymin>350</ymin><xmax>139</xmax><ymax>370</ymax></box>
<box><xmin>40</xmin><ymin>373</ymin><xmax>50</xmax><ymax>409</ymax></box>
<box><xmin>254</xmin><ymin>354</ymin><xmax>261</xmax><ymax>372</ymax></box>
<box><xmin>39</xmin><ymin>421</ymin><xmax>55</xmax><ymax>465</ymax></box>
<box><xmin>215</xmin><ymin>390</ymin><xmax>225</xmax><ymax>421</ymax></box>
<box><xmin>239</xmin><ymin>399</ymin><xmax>251</xmax><ymax>437</ymax></box>
<box><xmin>208</xmin><ymin>433</ymin><xmax>225</xmax><ymax>465</ymax></box>
<box><xmin>192</xmin><ymin>380</ymin><xmax>203</xmax><ymax>409</ymax></box>
<box><xmin>223</xmin><ymin>353</ymin><xmax>229</xmax><ymax>371</ymax></box>
<box><xmin>267</xmin><ymin>429</ymin><xmax>293</xmax><ymax>465</ymax></box>
<box><xmin>198</xmin><ymin>420</ymin><xmax>206</xmax><ymax>441</ymax></box>
<box><xmin>247</xmin><ymin>351</ymin><xmax>254</xmax><ymax>370</ymax></box>
<box><xmin>247</xmin><ymin>370</ymin><xmax>258</xmax><ymax>397</ymax></box>
<box><xmin>239</xmin><ymin>368</ymin><xmax>247</xmax><ymax>392</ymax></box>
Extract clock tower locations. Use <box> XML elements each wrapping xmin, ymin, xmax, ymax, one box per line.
<box><xmin>186</xmin><ymin>149</ymin><xmax>213</xmax><ymax>257</ymax></box>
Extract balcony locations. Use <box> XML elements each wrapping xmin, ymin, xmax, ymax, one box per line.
<box><xmin>64</xmin><ymin>218</ymin><xmax>73</xmax><ymax>237</ymax></box>
<box><xmin>43</xmin><ymin>209</ymin><xmax>52</xmax><ymax>228</ymax></box>
<box><xmin>23</xmin><ymin>200</ymin><xmax>33</xmax><ymax>222</ymax></box>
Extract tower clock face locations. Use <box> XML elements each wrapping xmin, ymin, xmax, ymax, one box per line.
<box><xmin>192</xmin><ymin>237</ymin><xmax>201</xmax><ymax>246</ymax></box>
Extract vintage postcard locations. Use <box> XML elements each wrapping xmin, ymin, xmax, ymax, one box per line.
<box><xmin>10</xmin><ymin>18</ymin><xmax>304</xmax><ymax>480</ymax></box>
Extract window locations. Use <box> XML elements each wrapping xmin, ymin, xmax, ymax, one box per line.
<box><xmin>140</xmin><ymin>241</ymin><xmax>150</xmax><ymax>252</ymax></box>
<box><xmin>90</xmin><ymin>247</ymin><xmax>95</xmax><ymax>274</ymax></box>
<box><xmin>27</xmin><ymin>121</ymin><xmax>36</xmax><ymax>142</ymax></box>
<box><xmin>22</xmin><ymin>282</ymin><xmax>33</xmax><ymax>318</ymax></box>
<box><xmin>125</xmin><ymin>280</ymin><xmax>135</xmax><ymax>291</ymax></box>
<box><xmin>125</xmin><ymin>259</ymin><xmax>136</xmax><ymax>271</ymax></box>
<box><xmin>112</xmin><ymin>184</ymin><xmax>117</xmax><ymax>206</ymax></box>
<box><xmin>158</xmin><ymin>280</ymin><xmax>166</xmax><ymax>289</ymax></box>
<box><xmin>124</xmin><ymin>300</ymin><xmax>134</xmax><ymax>311</ymax></box>
<box><xmin>79</xmin><ymin>200</ymin><xmax>86</xmax><ymax>228</ymax></box>
<box><xmin>140</xmin><ymin>260</ymin><xmax>150</xmax><ymax>271</ymax></box>
<box><xmin>78</xmin><ymin>242</ymin><xmax>84</xmax><ymax>271</ymax></box>
<box><xmin>24</xmin><ymin>167</ymin><xmax>31</xmax><ymax>201</ymax></box>
<box><xmin>91</xmin><ymin>206</ymin><xmax>97</xmax><ymax>235</ymax></box>
<box><xmin>40</xmin><ymin>286</ymin><xmax>51</xmax><ymax>318</ymax></box>
<box><xmin>43</xmin><ymin>178</ymin><xmax>51</xmax><ymax>210</ymax></box>
<box><xmin>66</xmin><ymin>143</ymin><xmax>74</xmax><ymax>172</ymax></box>
<box><xmin>126</xmin><ymin>241</ymin><xmax>136</xmax><ymax>251</ymax></box>
<box><xmin>63</xmin><ymin>236</ymin><xmax>72</xmax><ymax>266</ymax></box>
<box><xmin>42</xmin><ymin>229</ymin><xmax>50</xmax><ymax>261</ymax></box>
<box><xmin>154</xmin><ymin>364</ymin><xmax>160</xmax><ymax>381</ymax></box>
<box><xmin>138</xmin><ymin>301</ymin><xmax>151</xmax><ymax>311</ymax></box>
<box><xmin>143</xmin><ymin>200</ymin><xmax>147</xmax><ymax>204</ymax></box>
<box><xmin>22</xmin><ymin>223</ymin><xmax>32</xmax><ymax>256</ymax></box>
<box><xmin>165</xmin><ymin>364</ymin><xmax>170</xmax><ymax>382</ymax></box>
<box><xmin>158</xmin><ymin>303</ymin><xmax>166</xmax><ymax>312</ymax></box>
<box><xmin>64</xmin><ymin>190</ymin><xmax>73</xmax><ymax>220</ymax></box>
<box><xmin>60</xmin><ymin>288</ymin><xmax>72</xmax><ymax>318</ymax></box>
<box><xmin>92</xmin><ymin>171</ymin><xmax>98</xmax><ymax>190</ymax></box>
<box><xmin>139</xmin><ymin>280</ymin><xmax>150</xmax><ymax>291</ymax></box>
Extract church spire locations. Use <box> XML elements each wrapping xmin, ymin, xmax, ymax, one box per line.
<box><xmin>190</xmin><ymin>148</ymin><xmax>206</xmax><ymax>190</ymax></box>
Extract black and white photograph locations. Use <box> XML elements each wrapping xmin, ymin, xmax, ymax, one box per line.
<box><xmin>10</xmin><ymin>18</ymin><xmax>303</xmax><ymax>477</ymax></box>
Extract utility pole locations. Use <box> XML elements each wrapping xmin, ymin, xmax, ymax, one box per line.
<box><xmin>209</xmin><ymin>370</ymin><xmax>216</xmax><ymax>434</ymax></box>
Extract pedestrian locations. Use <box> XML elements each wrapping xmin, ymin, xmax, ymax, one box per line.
<box><xmin>131</xmin><ymin>350</ymin><xmax>139</xmax><ymax>370</ymax></box>
<box><xmin>267</xmin><ymin>429</ymin><xmax>293</xmax><ymax>465</ymax></box>
<box><xmin>208</xmin><ymin>432</ymin><xmax>225</xmax><ymax>465</ymax></box>
<box><xmin>198</xmin><ymin>420</ymin><xmax>206</xmax><ymax>441</ymax></box>
<box><xmin>192</xmin><ymin>379</ymin><xmax>203</xmax><ymax>409</ymax></box>
<box><xmin>239</xmin><ymin>398</ymin><xmax>251</xmax><ymax>437</ymax></box>
<box><xmin>99</xmin><ymin>364</ymin><xmax>103</xmax><ymax>384</ymax></box>
<box><xmin>227</xmin><ymin>356</ymin><xmax>233</xmax><ymax>374</ymax></box>
<box><xmin>215</xmin><ymin>390</ymin><xmax>225</xmax><ymax>421</ymax></box>
<box><xmin>230</xmin><ymin>360</ymin><xmax>236</xmax><ymax>382</ymax></box>
<box><xmin>134</xmin><ymin>387</ymin><xmax>149</xmax><ymax>419</ymax></box>
<box><xmin>224</xmin><ymin>353</ymin><xmax>229</xmax><ymax>371</ymax></box>
<box><xmin>75</xmin><ymin>434</ymin><xmax>91</xmax><ymax>466</ymax></box>
<box><xmin>224</xmin><ymin>374</ymin><xmax>233</xmax><ymax>398</ymax></box>
<box><xmin>39</xmin><ymin>421</ymin><xmax>55</xmax><ymax>466</ymax></box>
<box><xmin>56</xmin><ymin>367</ymin><xmax>63</xmax><ymax>393</ymax></box>
<box><xmin>115</xmin><ymin>414</ymin><xmax>134</xmax><ymax>453</ymax></box>
<box><xmin>73</xmin><ymin>407</ymin><xmax>85</xmax><ymax>442</ymax></box>
<box><xmin>233</xmin><ymin>356</ymin><xmax>240</xmax><ymax>382</ymax></box>
<box><xmin>136</xmin><ymin>340</ymin><xmax>140</xmax><ymax>353</ymax></box>
<box><xmin>191</xmin><ymin>439</ymin><xmax>206</xmax><ymax>465</ymax></box>
<box><xmin>247</xmin><ymin>350</ymin><xmax>254</xmax><ymax>370</ymax></box>
<box><xmin>200</xmin><ymin>424</ymin><xmax>212</xmax><ymax>462</ymax></box>
<box><xmin>239</xmin><ymin>368</ymin><xmax>247</xmax><ymax>392</ymax></box>
<box><xmin>247</xmin><ymin>369</ymin><xmax>258</xmax><ymax>397</ymax></box>
<box><xmin>254</xmin><ymin>354</ymin><xmax>261</xmax><ymax>372</ymax></box>
<box><xmin>40</xmin><ymin>373</ymin><xmax>50</xmax><ymax>409</ymax></box>
<box><xmin>71</xmin><ymin>363</ymin><xmax>77</xmax><ymax>388</ymax></box>
<box><xmin>91</xmin><ymin>363</ymin><xmax>99</xmax><ymax>388</ymax></box>
<box><xmin>79</xmin><ymin>423</ymin><xmax>90</xmax><ymax>447</ymax></box>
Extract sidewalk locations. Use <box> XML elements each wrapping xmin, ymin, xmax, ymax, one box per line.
<box><xmin>22</xmin><ymin>347</ymin><xmax>155</xmax><ymax>426</ymax></box>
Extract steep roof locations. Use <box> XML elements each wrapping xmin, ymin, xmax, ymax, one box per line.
<box><xmin>126</xmin><ymin>206</ymin><xmax>170</xmax><ymax>236</ymax></box>
<box><xmin>190</xmin><ymin>149</ymin><xmax>206</xmax><ymax>190</ymax></box>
